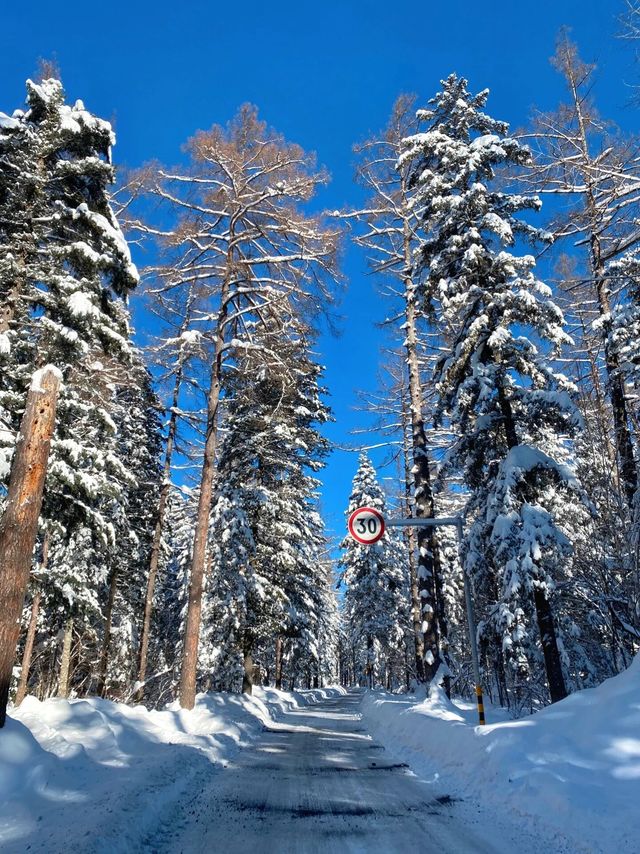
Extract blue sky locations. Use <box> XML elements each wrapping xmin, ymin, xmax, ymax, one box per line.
<box><xmin>1</xmin><ymin>0</ymin><xmax>636</xmax><ymax>544</ymax></box>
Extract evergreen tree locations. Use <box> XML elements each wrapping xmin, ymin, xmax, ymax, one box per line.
<box><xmin>0</xmin><ymin>77</ymin><xmax>145</xmax><ymax>699</ymax></box>
<box><xmin>207</xmin><ymin>317</ymin><xmax>333</xmax><ymax>694</ymax></box>
<box><xmin>401</xmin><ymin>75</ymin><xmax>584</xmax><ymax>704</ymax></box>
<box><xmin>340</xmin><ymin>453</ymin><xmax>408</xmax><ymax>688</ymax></box>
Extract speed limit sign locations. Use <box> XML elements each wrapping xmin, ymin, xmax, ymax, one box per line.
<box><xmin>348</xmin><ymin>506</ymin><xmax>385</xmax><ymax>545</ymax></box>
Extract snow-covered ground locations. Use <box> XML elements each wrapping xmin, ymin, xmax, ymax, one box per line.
<box><xmin>361</xmin><ymin>656</ymin><xmax>640</xmax><ymax>854</ymax></box>
<box><xmin>2</xmin><ymin>664</ymin><xmax>637</xmax><ymax>853</ymax></box>
<box><xmin>0</xmin><ymin>686</ymin><xmax>344</xmax><ymax>852</ymax></box>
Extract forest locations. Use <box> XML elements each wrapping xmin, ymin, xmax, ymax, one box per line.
<box><xmin>1</xmin><ymin>12</ymin><xmax>640</xmax><ymax>727</ymax></box>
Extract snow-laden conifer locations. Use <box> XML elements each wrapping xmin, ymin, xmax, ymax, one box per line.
<box><xmin>402</xmin><ymin>75</ymin><xmax>584</xmax><ymax>704</ymax></box>
<box><xmin>0</xmin><ymin>78</ymin><xmax>152</xmax><ymax>699</ymax></box>
<box><xmin>340</xmin><ymin>453</ymin><xmax>409</xmax><ymax>688</ymax></box>
<box><xmin>207</xmin><ymin>316</ymin><xmax>333</xmax><ymax>693</ymax></box>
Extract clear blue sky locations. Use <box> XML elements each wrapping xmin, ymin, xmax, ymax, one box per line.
<box><xmin>1</xmin><ymin>0</ymin><xmax>636</xmax><ymax>544</ymax></box>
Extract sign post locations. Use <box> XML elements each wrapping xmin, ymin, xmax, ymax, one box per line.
<box><xmin>347</xmin><ymin>507</ymin><xmax>486</xmax><ymax>726</ymax></box>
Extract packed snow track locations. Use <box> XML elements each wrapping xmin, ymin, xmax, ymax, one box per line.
<box><xmin>145</xmin><ymin>692</ymin><xmax>540</xmax><ymax>854</ymax></box>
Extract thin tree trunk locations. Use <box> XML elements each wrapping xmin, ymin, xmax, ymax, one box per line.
<box><xmin>15</xmin><ymin>531</ymin><xmax>50</xmax><ymax>707</ymax></box>
<box><xmin>14</xmin><ymin>589</ymin><xmax>41</xmax><ymax>707</ymax></box>
<box><xmin>242</xmin><ymin>649</ymin><xmax>253</xmax><ymax>696</ymax></box>
<box><xmin>401</xmin><ymin>196</ymin><xmax>441</xmax><ymax>681</ymax></box>
<box><xmin>58</xmin><ymin>617</ymin><xmax>74</xmax><ymax>699</ymax></box>
<box><xmin>400</xmin><ymin>380</ymin><xmax>425</xmax><ymax>682</ymax></box>
<box><xmin>366</xmin><ymin>634</ymin><xmax>374</xmax><ymax>688</ymax></box>
<box><xmin>136</xmin><ymin>364</ymin><xmax>184</xmax><ymax>703</ymax></box>
<box><xmin>97</xmin><ymin>567</ymin><xmax>119</xmax><ymax>698</ymax></box>
<box><xmin>432</xmin><ymin>530</ymin><xmax>451</xmax><ymax>698</ymax></box>
<box><xmin>0</xmin><ymin>366</ymin><xmax>60</xmax><ymax>727</ymax></box>
<box><xmin>274</xmin><ymin>636</ymin><xmax>283</xmax><ymax>689</ymax></box>
<box><xmin>180</xmin><ymin>269</ymin><xmax>234</xmax><ymax>709</ymax></box>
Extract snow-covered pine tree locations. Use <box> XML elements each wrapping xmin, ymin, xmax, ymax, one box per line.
<box><xmin>96</xmin><ymin>361</ymin><xmax>164</xmax><ymax>700</ymax></box>
<box><xmin>141</xmin><ymin>489</ymin><xmax>196</xmax><ymax>707</ymax></box>
<box><xmin>207</xmin><ymin>315</ymin><xmax>332</xmax><ymax>694</ymax></box>
<box><xmin>340</xmin><ymin>452</ymin><xmax>409</xmax><ymax>688</ymax></box>
<box><xmin>401</xmin><ymin>74</ymin><xmax>584</xmax><ymax>705</ymax></box>
<box><xmin>0</xmin><ymin>77</ymin><xmax>141</xmax><ymax>698</ymax></box>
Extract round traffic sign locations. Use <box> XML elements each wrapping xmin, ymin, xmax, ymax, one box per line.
<box><xmin>348</xmin><ymin>506</ymin><xmax>385</xmax><ymax>545</ymax></box>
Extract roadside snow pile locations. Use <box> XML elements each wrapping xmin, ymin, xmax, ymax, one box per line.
<box><xmin>0</xmin><ymin>686</ymin><xmax>345</xmax><ymax>852</ymax></box>
<box><xmin>361</xmin><ymin>657</ymin><xmax>640</xmax><ymax>854</ymax></box>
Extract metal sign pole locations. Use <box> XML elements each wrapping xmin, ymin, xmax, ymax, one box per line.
<box><xmin>386</xmin><ymin>515</ymin><xmax>486</xmax><ymax>726</ymax></box>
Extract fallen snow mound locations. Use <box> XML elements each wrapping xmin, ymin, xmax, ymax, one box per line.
<box><xmin>361</xmin><ymin>656</ymin><xmax>640</xmax><ymax>854</ymax></box>
<box><xmin>0</xmin><ymin>685</ymin><xmax>345</xmax><ymax>852</ymax></box>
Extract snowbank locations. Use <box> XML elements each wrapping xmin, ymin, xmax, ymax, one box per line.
<box><xmin>361</xmin><ymin>658</ymin><xmax>640</xmax><ymax>854</ymax></box>
<box><xmin>0</xmin><ymin>685</ymin><xmax>345</xmax><ymax>852</ymax></box>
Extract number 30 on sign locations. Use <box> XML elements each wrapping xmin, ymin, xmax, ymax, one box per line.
<box><xmin>348</xmin><ymin>506</ymin><xmax>385</xmax><ymax>545</ymax></box>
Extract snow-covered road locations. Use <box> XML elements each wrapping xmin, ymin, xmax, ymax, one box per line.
<box><xmin>146</xmin><ymin>692</ymin><xmax>548</xmax><ymax>854</ymax></box>
<box><xmin>3</xmin><ymin>688</ymin><xmax>581</xmax><ymax>853</ymax></box>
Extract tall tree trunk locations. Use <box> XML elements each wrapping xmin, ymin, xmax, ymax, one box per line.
<box><xmin>533</xmin><ymin>587</ymin><xmax>568</xmax><ymax>703</ymax></box>
<box><xmin>401</xmin><ymin>196</ymin><xmax>441</xmax><ymax>681</ymax></box>
<box><xmin>274</xmin><ymin>636</ymin><xmax>283</xmax><ymax>689</ymax></box>
<box><xmin>432</xmin><ymin>530</ymin><xmax>451</xmax><ymax>698</ymax></box>
<box><xmin>15</xmin><ymin>531</ymin><xmax>50</xmax><ymax>707</ymax></box>
<box><xmin>498</xmin><ymin>382</ymin><xmax>568</xmax><ymax>703</ymax></box>
<box><xmin>97</xmin><ymin>567</ymin><xmax>119</xmax><ymax>698</ymax></box>
<box><xmin>180</xmin><ymin>273</ymin><xmax>232</xmax><ymax>709</ymax></box>
<box><xmin>0</xmin><ymin>366</ymin><xmax>60</xmax><ymax>727</ymax></box>
<box><xmin>58</xmin><ymin>617</ymin><xmax>74</xmax><ymax>699</ymax></box>
<box><xmin>136</xmin><ymin>363</ymin><xmax>184</xmax><ymax>703</ymax></box>
<box><xmin>400</xmin><ymin>381</ymin><xmax>425</xmax><ymax>682</ymax></box>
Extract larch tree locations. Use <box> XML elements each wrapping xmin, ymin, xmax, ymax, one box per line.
<box><xmin>136</xmin><ymin>105</ymin><xmax>340</xmax><ymax>708</ymax></box>
<box><xmin>523</xmin><ymin>34</ymin><xmax>640</xmax><ymax>509</ymax></box>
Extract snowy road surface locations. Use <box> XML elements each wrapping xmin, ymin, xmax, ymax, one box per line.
<box><xmin>148</xmin><ymin>692</ymin><xmax>554</xmax><ymax>854</ymax></box>
<box><xmin>3</xmin><ymin>689</ymin><xmax>574</xmax><ymax>853</ymax></box>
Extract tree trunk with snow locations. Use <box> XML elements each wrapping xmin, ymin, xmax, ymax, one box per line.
<box><xmin>500</xmin><ymin>389</ymin><xmax>568</xmax><ymax>704</ymax></box>
<box><xmin>0</xmin><ymin>366</ymin><xmax>60</xmax><ymax>727</ymax></box>
<box><xmin>274</xmin><ymin>636</ymin><xmax>283</xmax><ymax>689</ymax></box>
<box><xmin>14</xmin><ymin>531</ymin><xmax>49</xmax><ymax>707</ymax></box>
<box><xmin>136</xmin><ymin>363</ymin><xmax>184</xmax><ymax>703</ymax></box>
<box><xmin>400</xmin><ymin>382</ymin><xmax>425</xmax><ymax>682</ymax></box>
<box><xmin>402</xmin><ymin>213</ymin><xmax>441</xmax><ymax>682</ymax></box>
<box><xmin>58</xmin><ymin>617</ymin><xmax>74</xmax><ymax>700</ymax></box>
<box><xmin>97</xmin><ymin>568</ymin><xmax>119</xmax><ymax>698</ymax></box>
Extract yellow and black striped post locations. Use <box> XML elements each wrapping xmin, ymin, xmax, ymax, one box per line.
<box><xmin>475</xmin><ymin>684</ymin><xmax>486</xmax><ymax>726</ymax></box>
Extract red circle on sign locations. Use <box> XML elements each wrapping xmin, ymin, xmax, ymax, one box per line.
<box><xmin>348</xmin><ymin>506</ymin><xmax>386</xmax><ymax>545</ymax></box>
